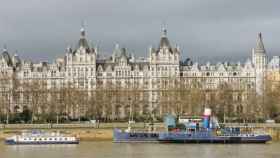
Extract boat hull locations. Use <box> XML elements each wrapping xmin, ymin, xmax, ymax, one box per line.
<box><xmin>113</xmin><ymin>129</ymin><xmax>159</xmax><ymax>143</ymax></box>
<box><xmin>158</xmin><ymin>133</ymin><xmax>272</xmax><ymax>144</ymax></box>
<box><xmin>5</xmin><ymin>139</ymin><xmax>79</xmax><ymax>145</ymax></box>
<box><xmin>113</xmin><ymin>128</ymin><xmax>272</xmax><ymax>144</ymax></box>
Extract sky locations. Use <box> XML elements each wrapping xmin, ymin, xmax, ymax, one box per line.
<box><xmin>0</xmin><ymin>0</ymin><xmax>279</xmax><ymax>63</ymax></box>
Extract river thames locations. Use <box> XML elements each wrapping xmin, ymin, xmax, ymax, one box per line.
<box><xmin>0</xmin><ymin>141</ymin><xmax>279</xmax><ymax>158</ymax></box>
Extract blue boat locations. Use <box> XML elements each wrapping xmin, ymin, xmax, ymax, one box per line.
<box><xmin>158</xmin><ymin>130</ymin><xmax>272</xmax><ymax>143</ymax></box>
<box><xmin>158</xmin><ymin>108</ymin><xmax>272</xmax><ymax>143</ymax></box>
<box><xmin>113</xmin><ymin>110</ymin><xmax>159</xmax><ymax>143</ymax></box>
<box><xmin>113</xmin><ymin>109</ymin><xmax>272</xmax><ymax>143</ymax></box>
<box><xmin>113</xmin><ymin>128</ymin><xmax>159</xmax><ymax>143</ymax></box>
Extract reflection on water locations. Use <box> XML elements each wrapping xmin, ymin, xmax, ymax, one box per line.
<box><xmin>0</xmin><ymin>141</ymin><xmax>279</xmax><ymax>158</ymax></box>
<box><xmin>9</xmin><ymin>144</ymin><xmax>78</xmax><ymax>148</ymax></box>
<box><xmin>9</xmin><ymin>144</ymin><xmax>78</xmax><ymax>150</ymax></box>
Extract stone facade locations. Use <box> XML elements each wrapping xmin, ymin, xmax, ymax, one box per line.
<box><xmin>0</xmin><ymin>27</ymin><xmax>279</xmax><ymax>118</ymax></box>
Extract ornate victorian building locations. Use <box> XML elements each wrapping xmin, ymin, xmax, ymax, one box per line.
<box><xmin>0</xmin><ymin>27</ymin><xmax>279</xmax><ymax>119</ymax></box>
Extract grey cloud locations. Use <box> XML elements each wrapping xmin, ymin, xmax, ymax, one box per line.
<box><xmin>0</xmin><ymin>0</ymin><xmax>279</xmax><ymax>62</ymax></box>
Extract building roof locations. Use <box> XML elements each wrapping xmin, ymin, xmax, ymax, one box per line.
<box><xmin>78</xmin><ymin>27</ymin><xmax>90</xmax><ymax>49</ymax></box>
<box><xmin>78</xmin><ymin>38</ymin><xmax>90</xmax><ymax>49</ymax></box>
<box><xmin>255</xmin><ymin>32</ymin><xmax>266</xmax><ymax>54</ymax></box>
<box><xmin>1</xmin><ymin>48</ymin><xmax>13</xmax><ymax>66</ymax></box>
<box><xmin>159</xmin><ymin>28</ymin><xmax>172</xmax><ymax>49</ymax></box>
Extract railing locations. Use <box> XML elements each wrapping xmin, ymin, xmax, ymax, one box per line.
<box><xmin>0</xmin><ymin>122</ymin><xmax>164</xmax><ymax>129</ymax></box>
<box><xmin>0</xmin><ymin>123</ymin><xmax>96</xmax><ymax>129</ymax></box>
<box><xmin>0</xmin><ymin>123</ymin><xmax>280</xmax><ymax>130</ymax></box>
<box><xmin>221</xmin><ymin>123</ymin><xmax>280</xmax><ymax>128</ymax></box>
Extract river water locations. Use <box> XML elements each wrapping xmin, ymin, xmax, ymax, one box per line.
<box><xmin>0</xmin><ymin>141</ymin><xmax>279</xmax><ymax>158</ymax></box>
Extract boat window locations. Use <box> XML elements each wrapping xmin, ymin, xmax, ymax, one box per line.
<box><xmin>65</xmin><ymin>138</ymin><xmax>67</xmax><ymax>140</ymax></box>
<box><xmin>49</xmin><ymin>138</ymin><xmax>52</xmax><ymax>140</ymax></box>
<box><xmin>54</xmin><ymin>138</ymin><xmax>57</xmax><ymax>140</ymax></box>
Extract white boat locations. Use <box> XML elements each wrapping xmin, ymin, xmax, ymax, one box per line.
<box><xmin>5</xmin><ymin>130</ymin><xmax>79</xmax><ymax>145</ymax></box>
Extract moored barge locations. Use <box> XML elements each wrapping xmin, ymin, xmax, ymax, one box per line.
<box><xmin>113</xmin><ymin>108</ymin><xmax>272</xmax><ymax>143</ymax></box>
<box><xmin>113</xmin><ymin>124</ymin><xmax>159</xmax><ymax>142</ymax></box>
<box><xmin>158</xmin><ymin>108</ymin><xmax>272</xmax><ymax>143</ymax></box>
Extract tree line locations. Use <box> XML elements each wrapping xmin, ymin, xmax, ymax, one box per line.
<box><xmin>0</xmin><ymin>75</ymin><xmax>280</xmax><ymax>124</ymax></box>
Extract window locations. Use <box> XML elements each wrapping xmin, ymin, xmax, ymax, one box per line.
<box><xmin>24</xmin><ymin>71</ymin><xmax>28</xmax><ymax>77</ymax></box>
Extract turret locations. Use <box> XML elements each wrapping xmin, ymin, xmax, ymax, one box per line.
<box><xmin>112</xmin><ymin>44</ymin><xmax>120</xmax><ymax>62</ymax></box>
<box><xmin>78</xmin><ymin>23</ymin><xmax>90</xmax><ymax>49</ymax></box>
<box><xmin>159</xmin><ymin>26</ymin><xmax>171</xmax><ymax>49</ymax></box>
<box><xmin>252</xmin><ymin>33</ymin><xmax>267</xmax><ymax>70</ymax></box>
<box><xmin>252</xmin><ymin>33</ymin><xmax>267</xmax><ymax>95</ymax></box>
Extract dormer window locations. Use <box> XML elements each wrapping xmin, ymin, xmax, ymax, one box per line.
<box><xmin>98</xmin><ymin>73</ymin><xmax>103</xmax><ymax>76</ymax></box>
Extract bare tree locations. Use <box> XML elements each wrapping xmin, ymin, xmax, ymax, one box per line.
<box><xmin>215</xmin><ymin>83</ymin><xmax>233</xmax><ymax>123</ymax></box>
<box><xmin>188</xmin><ymin>80</ymin><xmax>205</xmax><ymax>116</ymax></box>
<box><xmin>0</xmin><ymin>73</ymin><xmax>14</xmax><ymax>124</ymax></box>
<box><xmin>264</xmin><ymin>80</ymin><xmax>280</xmax><ymax>120</ymax></box>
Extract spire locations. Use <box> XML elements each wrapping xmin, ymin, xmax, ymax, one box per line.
<box><xmin>255</xmin><ymin>32</ymin><xmax>265</xmax><ymax>53</ymax></box>
<box><xmin>161</xmin><ymin>24</ymin><xmax>167</xmax><ymax>37</ymax></box>
<box><xmin>113</xmin><ymin>43</ymin><xmax>121</xmax><ymax>55</ymax></box>
<box><xmin>80</xmin><ymin>21</ymin><xmax>86</xmax><ymax>38</ymax></box>
<box><xmin>66</xmin><ymin>45</ymin><xmax>72</xmax><ymax>53</ymax></box>
<box><xmin>78</xmin><ymin>21</ymin><xmax>89</xmax><ymax>48</ymax></box>
<box><xmin>120</xmin><ymin>47</ymin><xmax>127</xmax><ymax>57</ymax></box>
<box><xmin>1</xmin><ymin>44</ymin><xmax>12</xmax><ymax>66</ymax></box>
<box><xmin>159</xmin><ymin>24</ymin><xmax>171</xmax><ymax>49</ymax></box>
